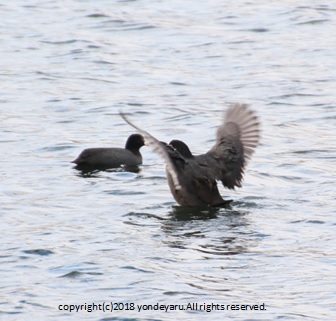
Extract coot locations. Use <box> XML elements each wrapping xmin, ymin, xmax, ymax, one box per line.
<box><xmin>120</xmin><ymin>104</ymin><xmax>260</xmax><ymax>206</ymax></box>
<box><xmin>72</xmin><ymin>134</ymin><xmax>145</xmax><ymax>171</ymax></box>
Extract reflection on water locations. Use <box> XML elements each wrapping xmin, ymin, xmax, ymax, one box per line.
<box><xmin>161</xmin><ymin>205</ymin><xmax>254</xmax><ymax>257</ymax></box>
<box><xmin>74</xmin><ymin>164</ymin><xmax>142</xmax><ymax>176</ymax></box>
<box><xmin>169</xmin><ymin>204</ymin><xmax>229</xmax><ymax>221</ymax></box>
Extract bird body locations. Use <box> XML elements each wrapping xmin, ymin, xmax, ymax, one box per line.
<box><xmin>163</xmin><ymin>144</ymin><xmax>226</xmax><ymax>206</ymax></box>
<box><xmin>72</xmin><ymin>134</ymin><xmax>144</xmax><ymax>171</ymax></box>
<box><xmin>120</xmin><ymin>104</ymin><xmax>260</xmax><ymax>206</ymax></box>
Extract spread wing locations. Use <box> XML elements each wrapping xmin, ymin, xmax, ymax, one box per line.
<box><xmin>119</xmin><ymin>112</ymin><xmax>181</xmax><ymax>190</ymax></box>
<box><xmin>198</xmin><ymin>104</ymin><xmax>260</xmax><ymax>189</ymax></box>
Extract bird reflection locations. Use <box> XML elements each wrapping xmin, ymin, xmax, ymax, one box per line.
<box><xmin>161</xmin><ymin>205</ymin><xmax>255</xmax><ymax>256</ymax></box>
<box><xmin>74</xmin><ymin>164</ymin><xmax>141</xmax><ymax>177</ymax></box>
<box><xmin>169</xmin><ymin>203</ymin><xmax>232</xmax><ymax>221</ymax></box>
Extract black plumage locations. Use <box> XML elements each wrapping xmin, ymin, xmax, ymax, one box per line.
<box><xmin>120</xmin><ymin>104</ymin><xmax>260</xmax><ymax>206</ymax></box>
<box><xmin>72</xmin><ymin>134</ymin><xmax>145</xmax><ymax>171</ymax></box>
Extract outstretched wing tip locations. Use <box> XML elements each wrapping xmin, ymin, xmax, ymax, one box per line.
<box><xmin>119</xmin><ymin>112</ymin><xmax>182</xmax><ymax>191</ymax></box>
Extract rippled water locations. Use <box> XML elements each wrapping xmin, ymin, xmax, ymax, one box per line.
<box><xmin>1</xmin><ymin>1</ymin><xmax>335</xmax><ymax>320</ymax></box>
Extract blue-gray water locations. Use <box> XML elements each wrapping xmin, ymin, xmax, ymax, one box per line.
<box><xmin>1</xmin><ymin>1</ymin><xmax>335</xmax><ymax>320</ymax></box>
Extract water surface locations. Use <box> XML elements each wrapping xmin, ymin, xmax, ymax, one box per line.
<box><xmin>1</xmin><ymin>1</ymin><xmax>335</xmax><ymax>320</ymax></box>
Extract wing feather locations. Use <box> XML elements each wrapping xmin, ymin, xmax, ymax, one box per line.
<box><xmin>120</xmin><ymin>112</ymin><xmax>181</xmax><ymax>190</ymax></box>
<box><xmin>201</xmin><ymin>104</ymin><xmax>260</xmax><ymax>189</ymax></box>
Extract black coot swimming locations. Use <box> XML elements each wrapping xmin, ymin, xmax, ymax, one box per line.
<box><xmin>72</xmin><ymin>134</ymin><xmax>145</xmax><ymax>171</ymax></box>
<box><xmin>120</xmin><ymin>104</ymin><xmax>260</xmax><ymax>206</ymax></box>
